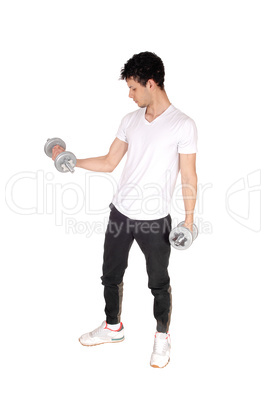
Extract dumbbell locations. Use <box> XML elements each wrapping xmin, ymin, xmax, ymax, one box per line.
<box><xmin>44</xmin><ymin>138</ymin><xmax>77</xmax><ymax>173</ymax></box>
<box><xmin>169</xmin><ymin>221</ymin><xmax>198</xmax><ymax>250</ymax></box>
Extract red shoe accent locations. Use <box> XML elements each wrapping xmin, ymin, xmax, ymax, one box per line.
<box><xmin>104</xmin><ymin>322</ymin><xmax>123</xmax><ymax>332</ymax></box>
<box><xmin>155</xmin><ymin>332</ymin><xmax>170</xmax><ymax>339</ymax></box>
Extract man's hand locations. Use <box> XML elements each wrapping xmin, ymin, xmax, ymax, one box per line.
<box><xmin>52</xmin><ymin>145</ymin><xmax>65</xmax><ymax>161</ymax></box>
<box><xmin>183</xmin><ymin>221</ymin><xmax>194</xmax><ymax>231</ymax></box>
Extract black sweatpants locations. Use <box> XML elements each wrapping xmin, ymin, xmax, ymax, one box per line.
<box><xmin>101</xmin><ymin>204</ymin><xmax>172</xmax><ymax>333</ymax></box>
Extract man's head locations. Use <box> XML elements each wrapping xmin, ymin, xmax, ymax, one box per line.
<box><xmin>120</xmin><ymin>52</ymin><xmax>166</xmax><ymax>108</ymax></box>
<box><xmin>120</xmin><ymin>51</ymin><xmax>165</xmax><ymax>90</ymax></box>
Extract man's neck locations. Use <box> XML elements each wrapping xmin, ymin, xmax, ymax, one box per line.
<box><xmin>145</xmin><ymin>91</ymin><xmax>171</xmax><ymax>122</ymax></box>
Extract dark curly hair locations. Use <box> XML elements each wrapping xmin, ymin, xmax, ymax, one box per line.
<box><xmin>120</xmin><ymin>51</ymin><xmax>165</xmax><ymax>90</ymax></box>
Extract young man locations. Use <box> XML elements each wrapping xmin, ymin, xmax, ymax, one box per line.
<box><xmin>53</xmin><ymin>51</ymin><xmax>198</xmax><ymax>368</ymax></box>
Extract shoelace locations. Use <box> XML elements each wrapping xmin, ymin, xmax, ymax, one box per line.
<box><xmin>91</xmin><ymin>323</ymin><xmax>105</xmax><ymax>337</ymax></box>
<box><xmin>153</xmin><ymin>337</ymin><xmax>169</xmax><ymax>355</ymax></box>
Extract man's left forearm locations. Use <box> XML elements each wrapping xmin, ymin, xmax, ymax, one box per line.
<box><xmin>181</xmin><ymin>173</ymin><xmax>198</xmax><ymax>228</ymax></box>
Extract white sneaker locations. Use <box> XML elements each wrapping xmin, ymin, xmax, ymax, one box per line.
<box><xmin>150</xmin><ymin>332</ymin><xmax>171</xmax><ymax>368</ymax></box>
<box><xmin>79</xmin><ymin>321</ymin><xmax>125</xmax><ymax>347</ymax></box>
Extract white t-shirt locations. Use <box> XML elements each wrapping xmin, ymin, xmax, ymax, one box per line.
<box><xmin>112</xmin><ymin>104</ymin><xmax>198</xmax><ymax>220</ymax></box>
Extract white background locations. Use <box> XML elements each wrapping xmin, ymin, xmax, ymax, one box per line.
<box><xmin>1</xmin><ymin>0</ymin><xmax>265</xmax><ymax>401</ymax></box>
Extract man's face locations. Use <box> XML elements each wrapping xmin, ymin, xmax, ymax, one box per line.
<box><xmin>126</xmin><ymin>78</ymin><xmax>151</xmax><ymax>108</ymax></box>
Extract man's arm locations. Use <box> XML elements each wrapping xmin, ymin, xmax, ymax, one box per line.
<box><xmin>52</xmin><ymin>138</ymin><xmax>128</xmax><ymax>172</ymax></box>
<box><xmin>179</xmin><ymin>153</ymin><xmax>197</xmax><ymax>230</ymax></box>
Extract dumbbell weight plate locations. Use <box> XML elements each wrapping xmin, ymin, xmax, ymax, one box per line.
<box><xmin>44</xmin><ymin>138</ymin><xmax>66</xmax><ymax>158</ymax></box>
<box><xmin>54</xmin><ymin>151</ymin><xmax>77</xmax><ymax>173</ymax></box>
<box><xmin>178</xmin><ymin>221</ymin><xmax>198</xmax><ymax>241</ymax></box>
<box><xmin>169</xmin><ymin>226</ymin><xmax>193</xmax><ymax>250</ymax></box>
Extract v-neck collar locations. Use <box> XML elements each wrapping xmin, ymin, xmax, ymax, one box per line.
<box><xmin>144</xmin><ymin>104</ymin><xmax>173</xmax><ymax>125</ymax></box>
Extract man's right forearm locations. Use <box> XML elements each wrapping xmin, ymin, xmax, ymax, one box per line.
<box><xmin>76</xmin><ymin>155</ymin><xmax>114</xmax><ymax>173</ymax></box>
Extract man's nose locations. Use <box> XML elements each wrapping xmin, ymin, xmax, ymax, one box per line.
<box><xmin>128</xmin><ymin>90</ymin><xmax>133</xmax><ymax>98</ymax></box>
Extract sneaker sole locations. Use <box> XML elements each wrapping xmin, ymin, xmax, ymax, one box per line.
<box><xmin>150</xmin><ymin>358</ymin><xmax>170</xmax><ymax>369</ymax></box>
<box><xmin>79</xmin><ymin>336</ymin><xmax>125</xmax><ymax>347</ymax></box>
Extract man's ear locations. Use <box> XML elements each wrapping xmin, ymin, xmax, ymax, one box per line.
<box><xmin>147</xmin><ymin>79</ymin><xmax>156</xmax><ymax>91</ymax></box>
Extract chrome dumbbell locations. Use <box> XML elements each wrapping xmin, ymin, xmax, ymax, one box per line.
<box><xmin>169</xmin><ymin>221</ymin><xmax>198</xmax><ymax>250</ymax></box>
<box><xmin>44</xmin><ymin>137</ymin><xmax>77</xmax><ymax>173</ymax></box>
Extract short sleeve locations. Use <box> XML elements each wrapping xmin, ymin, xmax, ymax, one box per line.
<box><xmin>178</xmin><ymin>117</ymin><xmax>198</xmax><ymax>154</ymax></box>
<box><xmin>116</xmin><ymin>115</ymin><xmax>128</xmax><ymax>143</ymax></box>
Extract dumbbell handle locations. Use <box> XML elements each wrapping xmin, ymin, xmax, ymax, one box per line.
<box><xmin>172</xmin><ymin>232</ymin><xmax>187</xmax><ymax>246</ymax></box>
<box><xmin>64</xmin><ymin>160</ymin><xmax>75</xmax><ymax>174</ymax></box>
